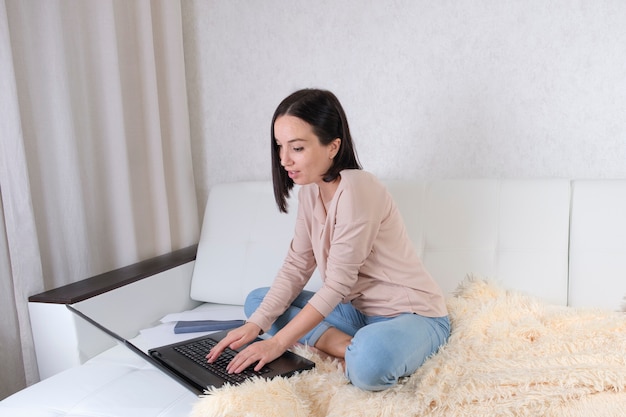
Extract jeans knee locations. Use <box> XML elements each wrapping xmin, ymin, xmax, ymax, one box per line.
<box><xmin>344</xmin><ymin>344</ymin><xmax>399</xmax><ymax>391</ymax></box>
<box><xmin>345</xmin><ymin>356</ymin><xmax>398</xmax><ymax>391</ymax></box>
<box><xmin>244</xmin><ymin>287</ymin><xmax>269</xmax><ymax>317</ymax></box>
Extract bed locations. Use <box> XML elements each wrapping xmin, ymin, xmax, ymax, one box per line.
<box><xmin>2</xmin><ymin>179</ymin><xmax>626</xmax><ymax>417</ymax></box>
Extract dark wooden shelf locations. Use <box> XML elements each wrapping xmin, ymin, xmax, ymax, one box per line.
<box><xmin>29</xmin><ymin>244</ymin><xmax>198</xmax><ymax>304</ymax></box>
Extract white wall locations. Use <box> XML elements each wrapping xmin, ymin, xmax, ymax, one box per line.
<box><xmin>181</xmin><ymin>0</ymin><xmax>626</xmax><ymax>215</ymax></box>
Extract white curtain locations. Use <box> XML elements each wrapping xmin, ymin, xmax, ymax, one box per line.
<box><xmin>0</xmin><ymin>0</ymin><xmax>199</xmax><ymax>399</ymax></box>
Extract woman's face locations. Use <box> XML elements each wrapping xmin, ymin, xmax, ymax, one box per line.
<box><xmin>274</xmin><ymin>115</ymin><xmax>340</xmax><ymax>186</ymax></box>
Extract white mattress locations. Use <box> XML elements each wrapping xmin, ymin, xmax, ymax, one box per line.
<box><xmin>0</xmin><ymin>304</ymin><xmax>246</xmax><ymax>417</ymax></box>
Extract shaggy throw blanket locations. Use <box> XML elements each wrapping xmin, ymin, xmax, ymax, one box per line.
<box><xmin>190</xmin><ymin>277</ymin><xmax>626</xmax><ymax>417</ymax></box>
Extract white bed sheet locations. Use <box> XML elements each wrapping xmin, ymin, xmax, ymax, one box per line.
<box><xmin>0</xmin><ymin>303</ymin><xmax>246</xmax><ymax>417</ymax></box>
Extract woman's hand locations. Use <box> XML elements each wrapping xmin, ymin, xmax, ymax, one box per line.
<box><xmin>205</xmin><ymin>322</ymin><xmax>261</xmax><ymax>364</ymax></box>
<box><xmin>226</xmin><ymin>337</ymin><xmax>288</xmax><ymax>373</ymax></box>
<box><xmin>207</xmin><ymin>304</ymin><xmax>324</xmax><ymax>374</ymax></box>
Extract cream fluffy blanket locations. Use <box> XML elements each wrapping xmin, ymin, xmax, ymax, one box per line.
<box><xmin>190</xmin><ymin>278</ymin><xmax>626</xmax><ymax>417</ymax></box>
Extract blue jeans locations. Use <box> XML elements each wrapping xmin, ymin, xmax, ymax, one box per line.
<box><xmin>245</xmin><ymin>288</ymin><xmax>450</xmax><ymax>391</ymax></box>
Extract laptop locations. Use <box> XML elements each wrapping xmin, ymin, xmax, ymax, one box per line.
<box><xmin>66</xmin><ymin>305</ymin><xmax>315</xmax><ymax>395</ymax></box>
<box><xmin>148</xmin><ymin>330</ymin><xmax>316</xmax><ymax>392</ymax></box>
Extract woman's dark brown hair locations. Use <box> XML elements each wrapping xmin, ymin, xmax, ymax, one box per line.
<box><xmin>271</xmin><ymin>89</ymin><xmax>362</xmax><ymax>212</ymax></box>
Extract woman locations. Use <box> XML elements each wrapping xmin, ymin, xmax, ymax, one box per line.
<box><xmin>207</xmin><ymin>88</ymin><xmax>449</xmax><ymax>391</ymax></box>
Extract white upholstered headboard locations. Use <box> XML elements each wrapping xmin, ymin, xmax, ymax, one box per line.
<box><xmin>569</xmin><ymin>180</ymin><xmax>626</xmax><ymax>311</ymax></box>
<box><xmin>387</xmin><ymin>179</ymin><xmax>570</xmax><ymax>305</ymax></box>
<box><xmin>190</xmin><ymin>179</ymin><xmax>578</xmax><ymax>308</ymax></box>
<box><xmin>190</xmin><ymin>182</ymin><xmax>303</xmax><ymax>305</ymax></box>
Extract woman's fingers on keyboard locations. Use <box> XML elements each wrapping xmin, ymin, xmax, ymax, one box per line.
<box><xmin>227</xmin><ymin>348</ymin><xmax>261</xmax><ymax>374</ymax></box>
<box><xmin>206</xmin><ymin>343</ymin><xmax>223</xmax><ymax>362</ymax></box>
<box><xmin>207</xmin><ymin>325</ymin><xmax>254</xmax><ymax>362</ymax></box>
<box><xmin>206</xmin><ymin>333</ymin><xmax>236</xmax><ymax>362</ymax></box>
<box><xmin>227</xmin><ymin>338</ymin><xmax>283</xmax><ymax>374</ymax></box>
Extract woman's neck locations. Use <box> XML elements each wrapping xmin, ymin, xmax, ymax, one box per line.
<box><xmin>318</xmin><ymin>177</ymin><xmax>341</xmax><ymax>209</ymax></box>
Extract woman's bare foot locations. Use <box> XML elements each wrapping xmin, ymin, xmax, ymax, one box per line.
<box><xmin>314</xmin><ymin>327</ymin><xmax>352</xmax><ymax>359</ymax></box>
<box><xmin>307</xmin><ymin>345</ymin><xmax>346</xmax><ymax>370</ymax></box>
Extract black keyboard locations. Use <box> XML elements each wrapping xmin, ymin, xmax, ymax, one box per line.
<box><xmin>174</xmin><ymin>338</ymin><xmax>270</xmax><ymax>385</ymax></box>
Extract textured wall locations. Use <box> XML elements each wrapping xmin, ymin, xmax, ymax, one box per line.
<box><xmin>182</xmin><ymin>0</ymin><xmax>626</xmax><ymax>212</ymax></box>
